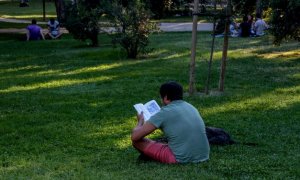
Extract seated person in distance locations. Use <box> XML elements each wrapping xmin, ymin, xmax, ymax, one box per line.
<box><xmin>47</xmin><ymin>18</ymin><xmax>62</xmax><ymax>39</ymax></box>
<box><xmin>26</xmin><ymin>19</ymin><xmax>45</xmax><ymax>41</ymax></box>
<box><xmin>254</xmin><ymin>13</ymin><xmax>269</xmax><ymax>36</ymax></box>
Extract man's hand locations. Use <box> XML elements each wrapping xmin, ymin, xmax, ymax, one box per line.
<box><xmin>131</xmin><ymin>112</ymin><xmax>156</xmax><ymax>142</ymax></box>
<box><xmin>137</xmin><ymin>112</ymin><xmax>145</xmax><ymax>126</ymax></box>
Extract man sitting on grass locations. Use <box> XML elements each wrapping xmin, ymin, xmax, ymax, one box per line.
<box><xmin>26</xmin><ymin>19</ymin><xmax>45</xmax><ymax>41</ymax></box>
<box><xmin>131</xmin><ymin>81</ymin><xmax>210</xmax><ymax>163</ymax></box>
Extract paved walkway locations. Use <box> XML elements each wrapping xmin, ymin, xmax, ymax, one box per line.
<box><xmin>0</xmin><ymin>18</ymin><xmax>213</xmax><ymax>33</ymax></box>
<box><xmin>159</xmin><ymin>22</ymin><xmax>213</xmax><ymax>31</ymax></box>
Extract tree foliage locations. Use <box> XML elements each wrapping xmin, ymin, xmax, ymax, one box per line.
<box><xmin>146</xmin><ymin>0</ymin><xmax>195</xmax><ymax>19</ymax></box>
<box><xmin>109</xmin><ymin>0</ymin><xmax>157</xmax><ymax>59</ymax></box>
<box><xmin>64</xmin><ymin>0</ymin><xmax>103</xmax><ymax>46</ymax></box>
<box><xmin>231</xmin><ymin>0</ymin><xmax>270</xmax><ymax>16</ymax></box>
<box><xmin>269</xmin><ymin>0</ymin><xmax>300</xmax><ymax>44</ymax></box>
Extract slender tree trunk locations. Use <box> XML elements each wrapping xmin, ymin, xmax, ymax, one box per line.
<box><xmin>54</xmin><ymin>0</ymin><xmax>65</xmax><ymax>23</ymax></box>
<box><xmin>189</xmin><ymin>0</ymin><xmax>199</xmax><ymax>95</ymax></box>
<box><xmin>218</xmin><ymin>0</ymin><xmax>231</xmax><ymax>92</ymax></box>
<box><xmin>43</xmin><ymin>0</ymin><xmax>46</xmax><ymax>21</ymax></box>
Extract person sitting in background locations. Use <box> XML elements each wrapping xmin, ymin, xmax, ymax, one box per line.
<box><xmin>229</xmin><ymin>20</ymin><xmax>239</xmax><ymax>37</ymax></box>
<box><xmin>213</xmin><ymin>17</ymin><xmax>226</xmax><ymax>37</ymax></box>
<box><xmin>254</xmin><ymin>13</ymin><xmax>269</xmax><ymax>36</ymax></box>
<box><xmin>247</xmin><ymin>14</ymin><xmax>255</xmax><ymax>35</ymax></box>
<box><xmin>47</xmin><ymin>18</ymin><xmax>62</xmax><ymax>39</ymax></box>
<box><xmin>239</xmin><ymin>16</ymin><xmax>251</xmax><ymax>37</ymax></box>
<box><xmin>19</xmin><ymin>0</ymin><xmax>29</xmax><ymax>7</ymax></box>
<box><xmin>26</xmin><ymin>19</ymin><xmax>45</xmax><ymax>41</ymax></box>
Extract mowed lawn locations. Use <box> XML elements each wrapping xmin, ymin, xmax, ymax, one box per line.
<box><xmin>0</xmin><ymin>0</ymin><xmax>56</xmax><ymax>20</ymax></box>
<box><xmin>0</xmin><ymin>32</ymin><xmax>299</xmax><ymax>179</ymax></box>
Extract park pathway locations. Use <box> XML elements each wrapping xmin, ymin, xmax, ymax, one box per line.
<box><xmin>0</xmin><ymin>18</ymin><xmax>213</xmax><ymax>33</ymax></box>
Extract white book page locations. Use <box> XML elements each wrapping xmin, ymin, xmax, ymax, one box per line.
<box><xmin>133</xmin><ymin>100</ymin><xmax>160</xmax><ymax>121</ymax></box>
<box><xmin>144</xmin><ymin>100</ymin><xmax>161</xmax><ymax>117</ymax></box>
<box><xmin>133</xmin><ymin>104</ymin><xmax>143</xmax><ymax>114</ymax></box>
<box><xmin>133</xmin><ymin>103</ymin><xmax>151</xmax><ymax>121</ymax></box>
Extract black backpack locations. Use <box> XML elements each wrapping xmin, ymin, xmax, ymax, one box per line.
<box><xmin>205</xmin><ymin>126</ymin><xmax>235</xmax><ymax>145</ymax></box>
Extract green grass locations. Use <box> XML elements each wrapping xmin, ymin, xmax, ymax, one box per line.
<box><xmin>0</xmin><ymin>31</ymin><xmax>300</xmax><ymax>179</ymax></box>
<box><xmin>0</xmin><ymin>0</ymin><xmax>56</xmax><ymax>20</ymax></box>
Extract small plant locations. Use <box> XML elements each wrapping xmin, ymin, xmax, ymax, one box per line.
<box><xmin>109</xmin><ymin>0</ymin><xmax>157</xmax><ymax>59</ymax></box>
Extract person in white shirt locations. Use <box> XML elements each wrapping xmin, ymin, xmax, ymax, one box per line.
<box><xmin>254</xmin><ymin>13</ymin><xmax>269</xmax><ymax>36</ymax></box>
<box><xmin>47</xmin><ymin>18</ymin><xmax>62</xmax><ymax>39</ymax></box>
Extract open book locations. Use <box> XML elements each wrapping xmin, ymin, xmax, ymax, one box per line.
<box><xmin>133</xmin><ymin>100</ymin><xmax>161</xmax><ymax>121</ymax></box>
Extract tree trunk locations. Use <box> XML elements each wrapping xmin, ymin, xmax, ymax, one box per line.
<box><xmin>54</xmin><ymin>0</ymin><xmax>65</xmax><ymax>23</ymax></box>
<box><xmin>89</xmin><ymin>29</ymin><xmax>98</xmax><ymax>47</ymax></box>
<box><xmin>218</xmin><ymin>0</ymin><xmax>231</xmax><ymax>92</ymax></box>
<box><xmin>189</xmin><ymin>0</ymin><xmax>199</xmax><ymax>95</ymax></box>
<box><xmin>256</xmin><ymin>0</ymin><xmax>262</xmax><ymax>16</ymax></box>
<box><xmin>42</xmin><ymin>0</ymin><xmax>46</xmax><ymax>21</ymax></box>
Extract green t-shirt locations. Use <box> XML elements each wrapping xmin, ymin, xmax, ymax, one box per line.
<box><xmin>148</xmin><ymin>100</ymin><xmax>210</xmax><ymax>163</ymax></box>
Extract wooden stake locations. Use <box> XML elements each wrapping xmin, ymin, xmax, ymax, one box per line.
<box><xmin>189</xmin><ymin>0</ymin><xmax>199</xmax><ymax>95</ymax></box>
<box><xmin>205</xmin><ymin>0</ymin><xmax>217</xmax><ymax>95</ymax></box>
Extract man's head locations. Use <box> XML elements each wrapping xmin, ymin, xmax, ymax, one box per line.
<box><xmin>50</xmin><ymin>18</ymin><xmax>55</xmax><ymax>24</ymax></box>
<box><xmin>256</xmin><ymin>13</ymin><xmax>261</xmax><ymax>19</ymax></box>
<box><xmin>160</xmin><ymin>81</ymin><xmax>183</xmax><ymax>104</ymax></box>
<box><xmin>31</xmin><ymin>19</ymin><xmax>37</xmax><ymax>24</ymax></box>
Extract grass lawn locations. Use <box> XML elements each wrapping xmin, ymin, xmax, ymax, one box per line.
<box><xmin>0</xmin><ymin>32</ymin><xmax>299</xmax><ymax>179</ymax></box>
<box><xmin>0</xmin><ymin>0</ymin><xmax>56</xmax><ymax>20</ymax></box>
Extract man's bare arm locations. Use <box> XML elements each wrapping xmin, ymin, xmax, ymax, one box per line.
<box><xmin>131</xmin><ymin>113</ymin><xmax>156</xmax><ymax>141</ymax></box>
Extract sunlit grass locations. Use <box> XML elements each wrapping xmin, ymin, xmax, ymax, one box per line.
<box><xmin>61</xmin><ymin>63</ymin><xmax>129</xmax><ymax>76</ymax></box>
<box><xmin>0</xmin><ymin>15</ymin><xmax>56</xmax><ymax>19</ymax></box>
<box><xmin>0</xmin><ymin>76</ymin><xmax>116</xmax><ymax>93</ymax></box>
<box><xmin>203</xmin><ymin>87</ymin><xmax>300</xmax><ymax>116</ymax></box>
<box><xmin>259</xmin><ymin>50</ymin><xmax>300</xmax><ymax>59</ymax></box>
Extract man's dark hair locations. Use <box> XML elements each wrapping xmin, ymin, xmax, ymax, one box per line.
<box><xmin>50</xmin><ymin>18</ymin><xmax>55</xmax><ymax>24</ymax></box>
<box><xmin>31</xmin><ymin>19</ymin><xmax>37</xmax><ymax>24</ymax></box>
<box><xmin>160</xmin><ymin>81</ymin><xmax>183</xmax><ymax>101</ymax></box>
<box><xmin>256</xmin><ymin>13</ymin><xmax>261</xmax><ymax>19</ymax></box>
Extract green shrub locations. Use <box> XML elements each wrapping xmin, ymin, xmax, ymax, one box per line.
<box><xmin>64</xmin><ymin>1</ymin><xmax>102</xmax><ymax>47</ymax></box>
<box><xmin>109</xmin><ymin>0</ymin><xmax>157</xmax><ymax>59</ymax></box>
<box><xmin>269</xmin><ymin>0</ymin><xmax>300</xmax><ymax>45</ymax></box>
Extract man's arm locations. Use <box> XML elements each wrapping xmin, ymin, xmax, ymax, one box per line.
<box><xmin>40</xmin><ymin>29</ymin><xmax>45</xmax><ymax>40</ymax></box>
<box><xmin>26</xmin><ymin>29</ymin><xmax>30</xmax><ymax>41</ymax></box>
<box><xmin>131</xmin><ymin>113</ymin><xmax>157</xmax><ymax>141</ymax></box>
<box><xmin>264</xmin><ymin>20</ymin><xmax>269</xmax><ymax>29</ymax></box>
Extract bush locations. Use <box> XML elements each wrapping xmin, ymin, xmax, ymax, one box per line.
<box><xmin>109</xmin><ymin>0</ymin><xmax>157</xmax><ymax>59</ymax></box>
<box><xmin>269</xmin><ymin>0</ymin><xmax>300</xmax><ymax>45</ymax></box>
<box><xmin>64</xmin><ymin>1</ymin><xmax>102</xmax><ymax>47</ymax></box>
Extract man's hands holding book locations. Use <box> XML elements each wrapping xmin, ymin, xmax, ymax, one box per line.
<box><xmin>136</xmin><ymin>111</ymin><xmax>145</xmax><ymax>126</ymax></box>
